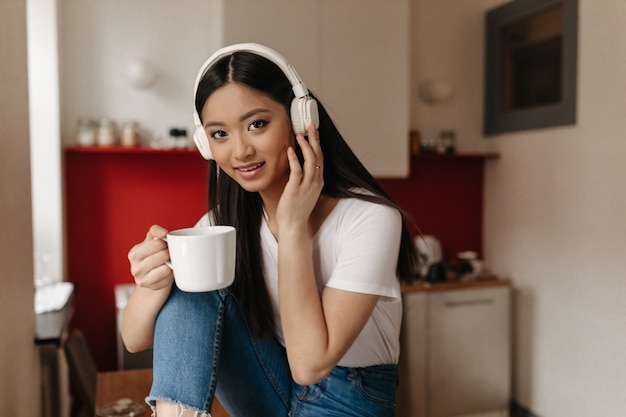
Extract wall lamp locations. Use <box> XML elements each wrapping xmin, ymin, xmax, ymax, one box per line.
<box><xmin>418</xmin><ymin>79</ymin><xmax>453</xmax><ymax>105</ymax></box>
<box><xmin>126</xmin><ymin>59</ymin><xmax>157</xmax><ymax>89</ymax></box>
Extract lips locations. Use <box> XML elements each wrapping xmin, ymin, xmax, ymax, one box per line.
<box><xmin>236</xmin><ymin>162</ymin><xmax>265</xmax><ymax>172</ymax></box>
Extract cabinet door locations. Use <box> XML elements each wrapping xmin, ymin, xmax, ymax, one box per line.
<box><xmin>319</xmin><ymin>0</ymin><xmax>410</xmax><ymax>178</ymax></box>
<box><xmin>428</xmin><ymin>287</ymin><xmax>511</xmax><ymax>417</ymax></box>
<box><xmin>222</xmin><ymin>0</ymin><xmax>410</xmax><ymax>177</ymax></box>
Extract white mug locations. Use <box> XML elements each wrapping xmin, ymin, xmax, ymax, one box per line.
<box><xmin>165</xmin><ymin>226</ymin><xmax>236</xmax><ymax>292</ymax></box>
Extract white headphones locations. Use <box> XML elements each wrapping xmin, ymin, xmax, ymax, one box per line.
<box><xmin>192</xmin><ymin>43</ymin><xmax>320</xmax><ymax>160</ymax></box>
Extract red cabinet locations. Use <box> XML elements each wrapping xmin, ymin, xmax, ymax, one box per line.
<box><xmin>64</xmin><ymin>146</ymin><xmax>496</xmax><ymax>371</ymax></box>
<box><xmin>65</xmin><ymin>147</ymin><xmax>208</xmax><ymax>370</ymax></box>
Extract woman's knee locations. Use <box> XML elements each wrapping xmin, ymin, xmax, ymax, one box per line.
<box><xmin>154</xmin><ymin>400</ymin><xmax>212</xmax><ymax>417</ymax></box>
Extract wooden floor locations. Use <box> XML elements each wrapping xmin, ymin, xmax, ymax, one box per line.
<box><xmin>211</xmin><ymin>400</ymin><xmax>230</xmax><ymax>417</ymax></box>
<box><xmin>95</xmin><ymin>369</ymin><xmax>232</xmax><ymax>417</ymax></box>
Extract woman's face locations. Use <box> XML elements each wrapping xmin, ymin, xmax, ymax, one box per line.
<box><xmin>200</xmin><ymin>82</ymin><xmax>294</xmax><ymax>197</ymax></box>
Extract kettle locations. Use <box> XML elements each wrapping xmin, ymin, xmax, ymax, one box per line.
<box><xmin>415</xmin><ymin>235</ymin><xmax>446</xmax><ymax>282</ymax></box>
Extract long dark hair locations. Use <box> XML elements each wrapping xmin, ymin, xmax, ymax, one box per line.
<box><xmin>195</xmin><ymin>51</ymin><xmax>418</xmax><ymax>338</ymax></box>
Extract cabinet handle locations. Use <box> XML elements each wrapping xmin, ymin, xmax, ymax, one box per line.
<box><xmin>444</xmin><ymin>299</ymin><xmax>494</xmax><ymax>308</ymax></box>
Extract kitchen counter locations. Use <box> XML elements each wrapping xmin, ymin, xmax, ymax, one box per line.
<box><xmin>399</xmin><ymin>277</ymin><xmax>512</xmax><ymax>417</ymax></box>
<box><xmin>35</xmin><ymin>283</ymin><xmax>75</xmax><ymax>346</ymax></box>
<box><xmin>401</xmin><ymin>277</ymin><xmax>511</xmax><ymax>293</ymax></box>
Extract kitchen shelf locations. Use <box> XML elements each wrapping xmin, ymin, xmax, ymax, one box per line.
<box><xmin>412</xmin><ymin>151</ymin><xmax>500</xmax><ymax>160</ymax></box>
<box><xmin>64</xmin><ymin>147</ymin><xmax>499</xmax><ymax>159</ymax></box>
<box><xmin>401</xmin><ymin>278</ymin><xmax>511</xmax><ymax>293</ymax></box>
<box><xmin>64</xmin><ymin>145</ymin><xmax>199</xmax><ymax>155</ymax></box>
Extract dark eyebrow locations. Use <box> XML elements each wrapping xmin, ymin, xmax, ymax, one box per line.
<box><xmin>204</xmin><ymin>108</ymin><xmax>271</xmax><ymax>129</ymax></box>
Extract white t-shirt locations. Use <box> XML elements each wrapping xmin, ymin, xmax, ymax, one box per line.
<box><xmin>197</xmin><ymin>197</ymin><xmax>403</xmax><ymax>367</ymax></box>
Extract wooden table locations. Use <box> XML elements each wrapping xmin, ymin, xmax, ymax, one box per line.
<box><xmin>95</xmin><ymin>368</ymin><xmax>230</xmax><ymax>417</ymax></box>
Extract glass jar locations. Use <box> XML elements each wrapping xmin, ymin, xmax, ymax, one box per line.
<box><xmin>97</xmin><ymin>118</ymin><xmax>117</xmax><ymax>147</ymax></box>
<box><xmin>120</xmin><ymin>121</ymin><xmax>139</xmax><ymax>147</ymax></box>
<box><xmin>76</xmin><ymin>117</ymin><xmax>96</xmax><ymax>146</ymax></box>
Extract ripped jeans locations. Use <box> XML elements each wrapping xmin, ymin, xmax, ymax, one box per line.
<box><xmin>147</xmin><ymin>285</ymin><xmax>398</xmax><ymax>416</ymax></box>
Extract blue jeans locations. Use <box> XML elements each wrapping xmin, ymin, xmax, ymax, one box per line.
<box><xmin>147</xmin><ymin>285</ymin><xmax>398</xmax><ymax>416</ymax></box>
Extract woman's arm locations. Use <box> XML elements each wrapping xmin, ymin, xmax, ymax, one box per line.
<box><xmin>279</xmin><ymin>222</ymin><xmax>380</xmax><ymax>385</ymax></box>
<box><xmin>276</xmin><ymin>126</ymin><xmax>393</xmax><ymax>385</ymax></box>
<box><xmin>278</xmin><ymin>204</ymin><xmax>401</xmax><ymax>385</ymax></box>
<box><xmin>122</xmin><ymin>225</ymin><xmax>174</xmax><ymax>353</ymax></box>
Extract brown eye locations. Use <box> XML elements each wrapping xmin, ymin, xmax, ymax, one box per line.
<box><xmin>210</xmin><ymin>130</ymin><xmax>228</xmax><ymax>140</ymax></box>
<box><xmin>249</xmin><ymin>120</ymin><xmax>268</xmax><ymax>131</ymax></box>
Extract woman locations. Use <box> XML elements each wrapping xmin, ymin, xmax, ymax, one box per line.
<box><xmin>122</xmin><ymin>43</ymin><xmax>418</xmax><ymax>417</ymax></box>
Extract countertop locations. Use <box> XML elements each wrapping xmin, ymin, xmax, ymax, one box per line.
<box><xmin>35</xmin><ymin>284</ymin><xmax>75</xmax><ymax>346</ymax></box>
<box><xmin>401</xmin><ymin>277</ymin><xmax>511</xmax><ymax>293</ymax></box>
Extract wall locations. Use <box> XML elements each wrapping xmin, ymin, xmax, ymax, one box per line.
<box><xmin>0</xmin><ymin>0</ymin><xmax>42</xmax><ymax>415</ymax></box>
<box><xmin>484</xmin><ymin>1</ymin><xmax>626</xmax><ymax>415</ymax></box>
<box><xmin>412</xmin><ymin>0</ymin><xmax>626</xmax><ymax>415</ymax></box>
<box><xmin>58</xmin><ymin>0</ymin><xmax>223</xmax><ymax>146</ymax></box>
<box><xmin>410</xmin><ymin>0</ymin><xmax>503</xmax><ymax>151</ymax></box>
<box><xmin>27</xmin><ymin>0</ymin><xmax>223</xmax><ymax>288</ymax></box>
<box><xmin>28</xmin><ymin>0</ymin><xmax>64</xmax><ymax>285</ymax></box>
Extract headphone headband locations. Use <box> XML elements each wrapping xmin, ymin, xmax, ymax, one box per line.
<box><xmin>193</xmin><ymin>43</ymin><xmax>311</xmax><ymax>101</ymax></box>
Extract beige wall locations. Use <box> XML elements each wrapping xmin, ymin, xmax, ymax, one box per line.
<box><xmin>0</xmin><ymin>0</ymin><xmax>42</xmax><ymax>415</ymax></box>
<box><xmin>58</xmin><ymin>0</ymin><xmax>223</xmax><ymax>146</ymax></box>
<box><xmin>484</xmin><ymin>1</ymin><xmax>626</xmax><ymax>415</ymax></box>
<box><xmin>412</xmin><ymin>0</ymin><xmax>626</xmax><ymax>415</ymax></box>
<box><xmin>410</xmin><ymin>0</ymin><xmax>503</xmax><ymax>151</ymax></box>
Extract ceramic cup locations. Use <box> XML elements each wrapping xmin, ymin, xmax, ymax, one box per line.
<box><xmin>165</xmin><ymin>226</ymin><xmax>236</xmax><ymax>292</ymax></box>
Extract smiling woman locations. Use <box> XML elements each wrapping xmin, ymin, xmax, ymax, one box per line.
<box><xmin>122</xmin><ymin>43</ymin><xmax>418</xmax><ymax>417</ymax></box>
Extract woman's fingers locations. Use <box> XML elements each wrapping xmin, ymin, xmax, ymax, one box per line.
<box><xmin>145</xmin><ymin>224</ymin><xmax>168</xmax><ymax>241</ymax></box>
<box><xmin>306</xmin><ymin>124</ymin><xmax>323</xmax><ymax>167</ymax></box>
<box><xmin>294</xmin><ymin>125</ymin><xmax>323</xmax><ymax>179</ymax></box>
<box><xmin>129</xmin><ymin>226</ymin><xmax>174</xmax><ymax>289</ymax></box>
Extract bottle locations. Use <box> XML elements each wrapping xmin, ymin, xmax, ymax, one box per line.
<box><xmin>168</xmin><ymin>127</ymin><xmax>189</xmax><ymax>149</ymax></box>
<box><xmin>443</xmin><ymin>130</ymin><xmax>456</xmax><ymax>154</ymax></box>
<box><xmin>97</xmin><ymin>118</ymin><xmax>117</xmax><ymax>147</ymax></box>
<box><xmin>437</xmin><ymin>130</ymin><xmax>457</xmax><ymax>154</ymax></box>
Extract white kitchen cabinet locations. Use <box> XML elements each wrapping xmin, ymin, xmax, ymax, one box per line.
<box><xmin>398</xmin><ymin>282</ymin><xmax>511</xmax><ymax>417</ymax></box>
<box><xmin>222</xmin><ymin>0</ymin><xmax>410</xmax><ymax>178</ymax></box>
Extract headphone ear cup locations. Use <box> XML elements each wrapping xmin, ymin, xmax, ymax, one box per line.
<box><xmin>193</xmin><ymin>126</ymin><xmax>214</xmax><ymax>160</ymax></box>
<box><xmin>290</xmin><ymin>97</ymin><xmax>320</xmax><ymax>135</ymax></box>
<box><xmin>192</xmin><ymin>111</ymin><xmax>213</xmax><ymax>160</ymax></box>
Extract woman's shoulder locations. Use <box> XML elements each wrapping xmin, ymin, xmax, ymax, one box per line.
<box><xmin>332</xmin><ymin>193</ymin><xmax>401</xmax><ymax>226</ymax></box>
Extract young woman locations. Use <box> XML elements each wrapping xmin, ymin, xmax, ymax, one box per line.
<box><xmin>122</xmin><ymin>43</ymin><xmax>418</xmax><ymax>417</ymax></box>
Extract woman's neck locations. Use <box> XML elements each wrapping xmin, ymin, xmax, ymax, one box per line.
<box><xmin>261</xmin><ymin>193</ymin><xmax>339</xmax><ymax>240</ymax></box>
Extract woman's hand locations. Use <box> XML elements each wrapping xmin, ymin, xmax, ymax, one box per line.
<box><xmin>276</xmin><ymin>124</ymin><xmax>324</xmax><ymax>232</ymax></box>
<box><xmin>128</xmin><ymin>224</ymin><xmax>174</xmax><ymax>291</ymax></box>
